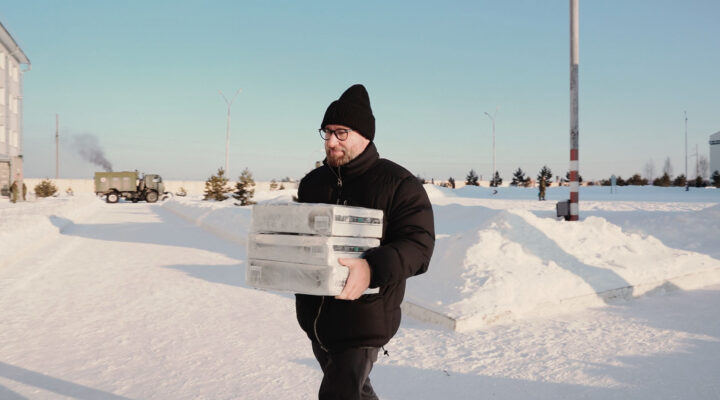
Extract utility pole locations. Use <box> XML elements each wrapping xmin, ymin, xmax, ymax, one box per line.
<box><xmin>219</xmin><ymin>89</ymin><xmax>241</xmax><ymax>175</ymax></box>
<box><xmin>568</xmin><ymin>0</ymin><xmax>580</xmax><ymax>220</ymax></box>
<box><xmin>484</xmin><ymin>107</ymin><xmax>498</xmax><ymax>187</ymax></box>
<box><xmin>684</xmin><ymin>111</ymin><xmax>688</xmax><ymax>191</ymax></box>
<box><xmin>55</xmin><ymin>114</ymin><xmax>59</xmax><ymax>179</ymax></box>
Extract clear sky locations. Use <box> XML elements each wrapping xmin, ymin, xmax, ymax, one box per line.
<box><xmin>2</xmin><ymin>0</ymin><xmax>719</xmax><ymax>182</ymax></box>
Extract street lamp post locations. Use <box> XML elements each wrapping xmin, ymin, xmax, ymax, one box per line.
<box><xmin>685</xmin><ymin>111</ymin><xmax>689</xmax><ymax>191</ymax></box>
<box><xmin>219</xmin><ymin>89</ymin><xmax>241</xmax><ymax>174</ymax></box>
<box><xmin>484</xmin><ymin>107</ymin><xmax>498</xmax><ymax>187</ymax></box>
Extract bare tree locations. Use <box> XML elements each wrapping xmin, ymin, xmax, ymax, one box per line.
<box><xmin>643</xmin><ymin>159</ymin><xmax>655</xmax><ymax>182</ymax></box>
<box><xmin>663</xmin><ymin>157</ymin><xmax>673</xmax><ymax>177</ymax></box>
<box><xmin>698</xmin><ymin>155</ymin><xmax>709</xmax><ymax>179</ymax></box>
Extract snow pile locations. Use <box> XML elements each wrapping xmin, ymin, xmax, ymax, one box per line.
<box><xmin>161</xmin><ymin>189</ymin><xmax>296</xmax><ymax>245</ymax></box>
<box><xmin>157</xmin><ymin>185</ymin><xmax>720</xmax><ymax>331</ymax></box>
<box><xmin>408</xmin><ymin>205</ymin><xmax>720</xmax><ymax>330</ymax></box>
<box><xmin>4</xmin><ymin>185</ymin><xmax>717</xmax><ymax>332</ymax></box>
<box><xmin>0</xmin><ymin>194</ymin><xmax>103</xmax><ymax>267</ymax></box>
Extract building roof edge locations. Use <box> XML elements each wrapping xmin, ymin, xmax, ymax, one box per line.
<box><xmin>0</xmin><ymin>20</ymin><xmax>30</xmax><ymax>65</ymax></box>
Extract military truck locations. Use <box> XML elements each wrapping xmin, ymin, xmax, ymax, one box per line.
<box><xmin>94</xmin><ymin>171</ymin><xmax>168</xmax><ymax>203</ymax></box>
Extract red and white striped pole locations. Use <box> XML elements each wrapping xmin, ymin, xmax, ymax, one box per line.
<box><xmin>569</xmin><ymin>0</ymin><xmax>579</xmax><ymax>221</ymax></box>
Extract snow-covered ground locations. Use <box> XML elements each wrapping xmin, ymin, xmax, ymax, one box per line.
<box><xmin>1</xmin><ymin>185</ymin><xmax>719</xmax><ymax>399</ymax></box>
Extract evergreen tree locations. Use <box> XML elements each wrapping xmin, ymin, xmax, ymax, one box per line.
<box><xmin>565</xmin><ymin>171</ymin><xmax>583</xmax><ymax>183</ymax></box>
<box><xmin>626</xmin><ymin>173</ymin><xmax>648</xmax><ymax>186</ymax></box>
<box><xmin>537</xmin><ymin>166</ymin><xmax>552</xmax><ymax>187</ymax></box>
<box><xmin>653</xmin><ymin>173</ymin><xmax>672</xmax><ymax>187</ymax></box>
<box><xmin>694</xmin><ymin>175</ymin><xmax>706</xmax><ymax>187</ymax></box>
<box><xmin>511</xmin><ymin>168</ymin><xmax>530</xmax><ymax>187</ymax></box>
<box><xmin>490</xmin><ymin>171</ymin><xmax>502</xmax><ymax>187</ymax></box>
<box><xmin>203</xmin><ymin>167</ymin><xmax>232</xmax><ymax>201</ymax></box>
<box><xmin>269</xmin><ymin>179</ymin><xmax>278</xmax><ymax>190</ymax></box>
<box><xmin>465</xmin><ymin>169</ymin><xmax>479</xmax><ymax>186</ymax></box>
<box><xmin>712</xmin><ymin>170</ymin><xmax>720</xmax><ymax>188</ymax></box>
<box><xmin>233</xmin><ymin>168</ymin><xmax>256</xmax><ymax>206</ymax></box>
<box><xmin>34</xmin><ymin>179</ymin><xmax>58</xmax><ymax>198</ymax></box>
<box><xmin>673</xmin><ymin>174</ymin><xmax>687</xmax><ymax>187</ymax></box>
<box><xmin>448</xmin><ymin>177</ymin><xmax>456</xmax><ymax>189</ymax></box>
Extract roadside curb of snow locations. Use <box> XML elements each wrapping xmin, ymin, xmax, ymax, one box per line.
<box><xmin>403</xmin><ymin>266</ymin><xmax>720</xmax><ymax>331</ymax></box>
<box><xmin>161</xmin><ymin>200</ymin><xmax>248</xmax><ymax>246</ymax></box>
<box><xmin>0</xmin><ymin>198</ymin><xmax>103</xmax><ymax>270</ymax></box>
<box><xmin>159</xmin><ymin>198</ymin><xmax>720</xmax><ymax>332</ymax></box>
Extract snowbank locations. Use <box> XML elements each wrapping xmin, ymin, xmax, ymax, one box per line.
<box><xmin>407</xmin><ymin>204</ymin><xmax>720</xmax><ymax>330</ymax></box>
<box><xmin>156</xmin><ymin>185</ymin><xmax>720</xmax><ymax>331</ymax></box>
<box><xmin>3</xmin><ymin>185</ymin><xmax>718</xmax><ymax>332</ymax></box>
<box><xmin>0</xmin><ymin>194</ymin><xmax>104</xmax><ymax>269</ymax></box>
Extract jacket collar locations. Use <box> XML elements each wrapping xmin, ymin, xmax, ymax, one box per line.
<box><xmin>324</xmin><ymin>142</ymin><xmax>379</xmax><ymax>180</ymax></box>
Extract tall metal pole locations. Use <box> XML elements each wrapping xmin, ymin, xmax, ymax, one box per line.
<box><xmin>484</xmin><ymin>107</ymin><xmax>498</xmax><ymax>187</ymax></box>
<box><xmin>569</xmin><ymin>0</ymin><xmax>580</xmax><ymax>221</ymax></box>
<box><xmin>684</xmin><ymin>111</ymin><xmax>688</xmax><ymax>191</ymax></box>
<box><xmin>219</xmin><ymin>89</ymin><xmax>241</xmax><ymax>174</ymax></box>
<box><xmin>55</xmin><ymin>114</ymin><xmax>59</xmax><ymax>179</ymax></box>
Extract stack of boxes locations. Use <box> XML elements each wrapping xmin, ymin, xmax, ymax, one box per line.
<box><xmin>246</xmin><ymin>203</ymin><xmax>384</xmax><ymax>296</ymax></box>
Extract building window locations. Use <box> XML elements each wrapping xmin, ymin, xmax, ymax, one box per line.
<box><xmin>0</xmin><ymin>125</ymin><xmax>5</xmax><ymax>143</ymax></box>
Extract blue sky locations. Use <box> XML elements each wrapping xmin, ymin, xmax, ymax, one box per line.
<box><xmin>2</xmin><ymin>0</ymin><xmax>719</xmax><ymax>181</ymax></box>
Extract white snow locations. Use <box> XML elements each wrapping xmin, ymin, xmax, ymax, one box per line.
<box><xmin>1</xmin><ymin>185</ymin><xmax>719</xmax><ymax>399</ymax></box>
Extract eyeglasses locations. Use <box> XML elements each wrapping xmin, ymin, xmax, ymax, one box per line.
<box><xmin>318</xmin><ymin>128</ymin><xmax>353</xmax><ymax>141</ymax></box>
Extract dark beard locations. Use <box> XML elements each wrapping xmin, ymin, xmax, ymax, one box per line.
<box><xmin>326</xmin><ymin>149</ymin><xmax>353</xmax><ymax>167</ymax></box>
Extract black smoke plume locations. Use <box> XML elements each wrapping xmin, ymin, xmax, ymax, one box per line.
<box><xmin>72</xmin><ymin>133</ymin><xmax>113</xmax><ymax>172</ymax></box>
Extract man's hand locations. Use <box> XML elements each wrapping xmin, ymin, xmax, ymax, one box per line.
<box><xmin>335</xmin><ymin>258</ymin><xmax>371</xmax><ymax>301</ymax></box>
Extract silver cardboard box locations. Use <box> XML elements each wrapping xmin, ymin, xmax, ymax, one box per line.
<box><xmin>246</xmin><ymin>259</ymin><xmax>379</xmax><ymax>296</ymax></box>
<box><xmin>250</xmin><ymin>203</ymin><xmax>383</xmax><ymax>238</ymax></box>
<box><xmin>248</xmin><ymin>233</ymin><xmax>380</xmax><ymax>268</ymax></box>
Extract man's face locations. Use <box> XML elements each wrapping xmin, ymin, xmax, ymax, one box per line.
<box><xmin>324</xmin><ymin>124</ymin><xmax>370</xmax><ymax>167</ymax></box>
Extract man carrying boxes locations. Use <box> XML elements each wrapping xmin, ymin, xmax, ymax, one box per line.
<box><xmin>270</xmin><ymin>84</ymin><xmax>435</xmax><ymax>399</ymax></box>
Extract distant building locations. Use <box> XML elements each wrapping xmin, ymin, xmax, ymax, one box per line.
<box><xmin>0</xmin><ymin>21</ymin><xmax>30</xmax><ymax>197</ymax></box>
<box><xmin>711</xmin><ymin>131</ymin><xmax>720</xmax><ymax>175</ymax></box>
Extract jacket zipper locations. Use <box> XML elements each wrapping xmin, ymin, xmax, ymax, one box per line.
<box><xmin>313</xmin><ymin>296</ymin><xmax>328</xmax><ymax>351</ymax></box>
<box><xmin>326</xmin><ymin>164</ymin><xmax>343</xmax><ymax>204</ymax></box>
<box><xmin>313</xmin><ymin>165</ymin><xmax>344</xmax><ymax>352</ymax></box>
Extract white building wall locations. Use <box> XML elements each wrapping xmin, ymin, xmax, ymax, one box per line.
<box><xmin>0</xmin><ymin>21</ymin><xmax>29</xmax><ymax>196</ymax></box>
<box><xmin>710</xmin><ymin>132</ymin><xmax>720</xmax><ymax>175</ymax></box>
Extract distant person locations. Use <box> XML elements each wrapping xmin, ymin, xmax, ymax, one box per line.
<box><xmin>538</xmin><ymin>178</ymin><xmax>546</xmax><ymax>201</ymax></box>
<box><xmin>296</xmin><ymin>84</ymin><xmax>435</xmax><ymax>399</ymax></box>
<box><xmin>10</xmin><ymin>179</ymin><xmax>18</xmax><ymax>203</ymax></box>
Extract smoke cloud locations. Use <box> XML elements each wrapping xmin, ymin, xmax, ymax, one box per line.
<box><xmin>72</xmin><ymin>133</ymin><xmax>113</xmax><ymax>172</ymax></box>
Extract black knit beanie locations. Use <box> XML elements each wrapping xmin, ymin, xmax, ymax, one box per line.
<box><xmin>321</xmin><ymin>84</ymin><xmax>375</xmax><ymax>142</ymax></box>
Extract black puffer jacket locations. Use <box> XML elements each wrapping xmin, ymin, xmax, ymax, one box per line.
<box><xmin>295</xmin><ymin>143</ymin><xmax>435</xmax><ymax>351</ymax></box>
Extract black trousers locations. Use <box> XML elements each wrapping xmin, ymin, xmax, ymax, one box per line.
<box><xmin>311</xmin><ymin>342</ymin><xmax>380</xmax><ymax>400</ymax></box>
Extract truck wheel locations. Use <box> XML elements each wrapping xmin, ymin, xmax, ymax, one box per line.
<box><xmin>106</xmin><ymin>193</ymin><xmax>119</xmax><ymax>203</ymax></box>
<box><xmin>145</xmin><ymin>191</ymin><xmax>159</xmax><ymax>203</ymax></box>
